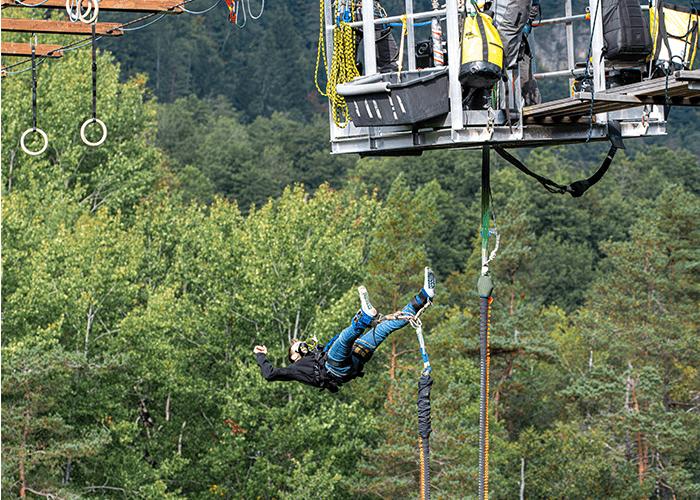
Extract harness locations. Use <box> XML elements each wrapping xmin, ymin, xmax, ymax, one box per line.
<box><xmin>312</xmin><ymin>348</ymin><xmax>365</xmax><ymax>393</ymax></box>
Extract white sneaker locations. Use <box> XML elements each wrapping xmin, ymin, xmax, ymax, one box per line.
<box><xmin>424</xmin><ymin>267</ymin><xmax>436</xmax><ymax>298</ymax></box>
<box><xmin>358</xmin><ymin>286</ymin><xmax>377</xmax><ymax>317</ymax></box>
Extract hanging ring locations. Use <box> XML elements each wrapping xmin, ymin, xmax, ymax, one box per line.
<box><xmin>66</xmin><ymin>0</ymin><xmax>79</xmax><ymax>22</ymax></box>
<box><xmin>80</xmin><ymin>0</ymin><xmax>98</xmax><ymax>24</ymax></box>
<box><xmin>80</xmin><ymin>118</ymin><xmax>107</xmax><ymax>146</ymax></box>
<box><xmin>20</xmin><ymin>127</ymin><xmax>49</xmax><ymax>156</ymax></box>
<box><xmin>66</xmin><ymin>0</ymin><xmax>88</xmax><ymax>22</ymax></box>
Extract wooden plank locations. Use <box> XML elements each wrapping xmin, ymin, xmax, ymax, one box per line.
<box><xmin>1</xmin><ymin>42</ymin><xmax>63</xmax><ymax>57</ymax></box>
<box><xmin>1</xmin><ymin>18</ymin><xmax>124</xmax><ymax>35</ymax></box>
<box><xmin>574</xmin><ymin>91</ymin><xmax>641</xmax><ymax>104</ymax></box>
<box><xmin>675</xmin><ymin>69</ymin><xmax>700</xmax><ymax>81</ymax></box>
<box><xmin>525</xmin><ymin>74</ymin><xmax>700</xmax><ymax>121</ymax></box>
<box><xmin>1</xmin><ymin>0</ymin><xmax>184</xmax><ymax>13</ymax></box>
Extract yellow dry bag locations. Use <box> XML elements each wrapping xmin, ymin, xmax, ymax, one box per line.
<box><xmin>459</xmin><ymin>10</ymin><xmax>504</xmax><ymax>88</ymax></box>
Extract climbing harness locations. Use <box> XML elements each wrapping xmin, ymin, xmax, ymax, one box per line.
<box><xmin>20</xmin><ymin>34</ymin><xmax>49</xmax><ymax>156</ymax></box>
<box><xmin>80</xmin><ymin>24</ymin><xmax>108</xmax><ymax>147</ymax></box>
<box><xmin>493</xmin><ymin>119</ymin><xmax>625</xmax><ymax>199</ymax></box>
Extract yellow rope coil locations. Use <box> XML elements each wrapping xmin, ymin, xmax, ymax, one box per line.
<box><xmin>315</xmin><ymin>0</ymin><xmax>360</xmax><ymax>127</ymax></box>
<box><xmin>315</xmin><ymin>0</ymin><xmax>328</xmax><ymax>96</ymax></box>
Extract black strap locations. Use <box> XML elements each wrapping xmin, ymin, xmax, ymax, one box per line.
<box><xmin>91</xmin><ymin>23</ymin><xmax>97</xmax><ymax>121</ymax></box>
<box><xmin>326</xmin><ymin>356</ymin><xmax>353</xmax><ymax>369</ymax></box>
<box><xmin>475</xmin><ymin>12</ymin><xmax>489</xmax><ymax>62</ymax></box>
<box><xmin>31</xmin><ymin>36</ymin><xmax>37</xmax><ymax>131</ymax></box>
<box><xmin>493</xmin><ymin>146</ymin><xmax>568</xmax><ymax>194</ymax></box>
<box><xmin>494</xmin><ymin>125</ymin><xmax>623</xmax><ymax>198</ymax></box>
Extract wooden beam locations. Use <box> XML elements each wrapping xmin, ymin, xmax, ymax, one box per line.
<box><xmin>1</xmin><ymin>18</ymin><xmax>124</xmax><ymax>35</ymax></box>
<box><xmin>1</xmin><ymin>42</ymin><xmax>63</xmax><ymax>57</ymax></box>
<box><xmin>1</xmin><ymin>0</ymin><xmax>184</xmax><ymax>13</ymax></box>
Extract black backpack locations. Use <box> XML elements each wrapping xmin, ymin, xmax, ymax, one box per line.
<box><xmin>602</xmin><ymin>0</ymin><xmax>653</xmax><ymax>62</ymax></box>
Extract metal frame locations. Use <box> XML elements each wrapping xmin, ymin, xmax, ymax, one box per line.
<box><xmin>325</xmin><ymin>0</ymin><xmax>687</xmax><ymax>155</ymax></box>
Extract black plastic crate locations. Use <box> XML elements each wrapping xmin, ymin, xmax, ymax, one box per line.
<box><xmin>341</xmin><ymin>68</ymin><xmax>449</xmax><ymax>127</ymax></box>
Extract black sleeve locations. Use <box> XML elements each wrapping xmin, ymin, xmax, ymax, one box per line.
<box><xmin>256</xmin><ymin>353</ymin><xmax>297</xmax><ymax>382</ymax></box>
<box><xmin>256</xmin><ymin>353</ymin><xmax>320</xmax><ymax>387</ymax></box>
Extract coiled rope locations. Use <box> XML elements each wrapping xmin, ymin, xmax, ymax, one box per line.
<box><xmin>316</xmin><ymin>0</ymin><xmax>359</xmax><ymax>127</ymax></box>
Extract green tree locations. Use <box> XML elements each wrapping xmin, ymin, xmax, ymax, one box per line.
<box><xmin>563</xmin><ymin>185</ymin><xmax>700</xmax><ymax>498</ymax></box>
<box><xmin>1</xmin><ymin>341</ymin><xmax>113</xmax><ymax>500</ymax></box>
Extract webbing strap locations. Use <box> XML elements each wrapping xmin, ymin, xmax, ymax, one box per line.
<box><xmin>493</xmin><ymin>142</ymin><xmax>619</xmax><ymax>198</ymax></box>
<box><xmin>31</xmin><ymin>36</ymin><xmax>37</xmax><ymax>131</ymax></box>
<box><xmin>91</xmin><ymin>23</ymin><xmax>97</xmax><ymax>121</ymax></box>
<box><xmin>475</xmin><ymin>12</ymin><xmax>489</xmax><ymax>62</ymax></box>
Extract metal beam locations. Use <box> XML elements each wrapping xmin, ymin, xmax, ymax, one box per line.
<box><xmin>1</xmin><ymin>18</ymin><xmax>124</xmax><ymax>35</ymax></box>
<box><xmin>1</xmin><ymin>42</ymin><xmax>63</xmax><ymax>57</ymax></box>
<box><xmin>1</xmin><ymin>0</ymin><xmax>184</xmax><ymax>14</ymax></box>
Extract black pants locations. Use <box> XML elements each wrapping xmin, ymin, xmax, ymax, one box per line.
<box><xmin>354</xmin><ymin>26</ymin><xmax>399</xmax><ymax>74</ymax></box>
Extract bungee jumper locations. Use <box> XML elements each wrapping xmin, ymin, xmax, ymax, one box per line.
<box><xmin>254</xmin><ymin>267</ymin><xmax>436</xmax><ymax>393</ymax></box>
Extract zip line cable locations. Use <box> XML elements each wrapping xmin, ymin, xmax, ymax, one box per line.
<box><xmin>120</xmin><ymin>14</ymin><xmax>167</xmax><ymax>31</ymax></box>
<box><xmin>181</xmin><ymin>0</ymin><xmax>222</xmax><ymax>14</ymax></box>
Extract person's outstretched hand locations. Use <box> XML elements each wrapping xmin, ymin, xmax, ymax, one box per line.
<box><xmin>254</xmin><ymin>345</ymin><xmax>267</xmax><ymax>355</ymax></box>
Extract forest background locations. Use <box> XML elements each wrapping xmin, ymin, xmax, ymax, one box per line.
<box><xmin>2</xmin><ymin>0</ymin><xmax>700</xmax><ymax>498</ymax></box>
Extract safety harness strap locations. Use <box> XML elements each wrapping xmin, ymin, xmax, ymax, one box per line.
<box><xmin>493</xmin><ymin>122</ymin><xmax>624</xmax><ymax>198</ymax></box>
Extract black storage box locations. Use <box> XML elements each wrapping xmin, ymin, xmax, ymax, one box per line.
<box><xmin>602</xmin><ymin>0</ymin><xmax>653</xmax><ymax>62</ymax></box>
<box><xmin>340</xmin><ymin>68</ymin><xmax>449</xmax><ymax>127</ymax></box>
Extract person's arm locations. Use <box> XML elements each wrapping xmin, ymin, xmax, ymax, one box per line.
<box><xmin>254</xmin><ymin>345</ymin><xmax>299</xmax><ymax>382</ymax></box>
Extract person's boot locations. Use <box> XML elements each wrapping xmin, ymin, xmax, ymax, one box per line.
<box><xmin>412</xmin><ymin>267</ymin><xmax>436</xmax><ymax>309</ymax></box>
<box><xmin>353</xmin><ymin>286</ymin><xmax>377</xmax><ymax>329</ymax></box>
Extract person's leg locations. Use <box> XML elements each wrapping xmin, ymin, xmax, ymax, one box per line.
<box><xmin>376</xmin><ymin>27</ymin><xmax>399</xmax><ymax>73</ymax></box>
<box><xmin>326</xmin><ymin>286</ymin><xmax>376</xmax><ymax>378</ymax></box>
<box><xmin>355</xmin><ymin>267</ymin><xmax>436</xmax><ymax>354</ymax></box>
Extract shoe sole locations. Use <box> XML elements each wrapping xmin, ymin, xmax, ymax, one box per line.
<box><xmin>358</xmin><ymin>286</ymin><xmax>377</xmax><ymax>316</ymax></box>
<box><xmin>425</xmin><ymin>267</ymin><xmax>436</xmax><ymax>290</ymax></box>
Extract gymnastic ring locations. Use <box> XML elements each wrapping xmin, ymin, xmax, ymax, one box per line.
<box><xmin>66</xmin><ymin>0</ymin><xmax>81</xmax><ymax>22</ymax></box>
<box><xmin>80</xmin><ymin>118</ymin><xmax>107</xmax><ymax>146</ymax></box>
<box><xmin>80</xmin><ymin>0</ymin><xmax>98</xmax><ymax>24</ymax></box>
<box><xmin>20</xmin><ymin>127</ymin><xmax>49</xmax><ymax>156</ymax></box>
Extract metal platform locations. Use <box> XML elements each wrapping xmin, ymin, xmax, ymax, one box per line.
<box><xmin>326</xmin><ymin>0</ymin><xmax>699</xmax><ymax>156</ymax></box>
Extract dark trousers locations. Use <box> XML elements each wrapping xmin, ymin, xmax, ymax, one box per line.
<box><xmin>354</xmin><ymin>27</ymin><xmax>399</xmax><ymax>74</ymax></box>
